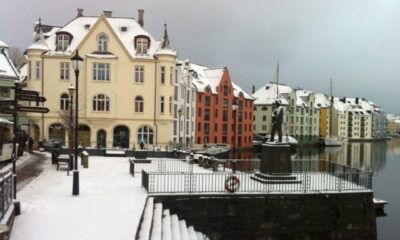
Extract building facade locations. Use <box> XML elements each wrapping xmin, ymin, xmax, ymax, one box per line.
<box><xmin>24</xmin><ymin>9</ymin><xmax>177</xmax><ymax>148</ymax></box>
<box><xmin>172</xmin><ymin>59</ymin><xmax>196</xmax><ymax>149</ymax></box>
<box><xmin>191</xmin><ymin>65</ymin><xmax>254</xmax><ymax>149</ymax></box>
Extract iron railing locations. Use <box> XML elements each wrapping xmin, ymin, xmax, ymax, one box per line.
<box><xmin>0</xmin><ymin>168</ymin><xmax>13</xmax><ymax>221</ymax></box>
<box><xmin>129</xmin><ymin>158</ymin><xmax>193</xmax><ymax>177</ymax></box>
<box><xmin>141</xmin><ymin>171</ymin><xmax>372</xmax><ymax>194</ymax></box>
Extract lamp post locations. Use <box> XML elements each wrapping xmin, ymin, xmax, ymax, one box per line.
<box><xmin>232</xmin><ymin>99</ymin><xmax>239</xmax><ymax>172</ymax></box>
<box><xmin>71</xmin><ymin>50</ymin><xmax>83</xmax><ymax>196</ymax></box>
<box><xmin>178</xmin><ymin>108</ymin><xmax>182</xmax><ymax>150</ymax></box>
<box><xmin>68</xmin><ymin>85</ymin><xmax>75</xmax><ymax>171</ymax></box>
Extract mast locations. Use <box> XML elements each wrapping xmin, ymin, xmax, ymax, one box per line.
<box><xmin>329</xmin><ymin>78</ymin><xmax>333</xmax><ymax>137</ymax></box>
<box><xmin>276</xmin><ymin>61</ymin><xmax>280</xmax><ymax>96</ymax></box>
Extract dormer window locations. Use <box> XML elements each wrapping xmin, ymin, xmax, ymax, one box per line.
<box><xmin>97</xmin><ymin>34</ymin><xmax>108</xmax><ymax>52</ymax></box>
<box><xmin>57</xmin><ymin>34</ymin><xmax>69</xmax><ymax>51</ymax></box>
<box><xmin>136</xmin><ymin>38</ymin><xmax>148</xmax><ymax>54</ymax></box>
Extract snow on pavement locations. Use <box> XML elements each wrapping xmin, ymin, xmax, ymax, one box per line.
<box><xmin>11</xmin><ymin>156</ymin><xmax>147</xmax><ymax>240</ymax></box>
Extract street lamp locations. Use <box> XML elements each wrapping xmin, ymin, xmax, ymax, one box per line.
<box><xmin>178</xmin><ymin>108</ymin><xmax>182</xmax><ymax>150</ymax></box>
<box><xmin>71</xmin><ymin>50</ymin><xmax>83</xmax><ymax>196</ymax></box>
<box><xmin>232</xmin><ymin>99</ymin><xmax>239</xmax><ymax>172</ymax></box>
<box><xmin>68</xmin><ymin>85</ymin><xmax>75</xmax><ymax>171</ymax></box>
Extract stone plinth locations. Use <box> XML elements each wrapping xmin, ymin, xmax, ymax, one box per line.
<box><xmin>261</xmin><ymin>142</ymin><xmax>291</xmax><ymax>173</ymax></box>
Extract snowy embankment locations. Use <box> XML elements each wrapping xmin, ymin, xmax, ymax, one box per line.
<box><xmin>11</xmin><ymin>156</ymin><xmax>147</xmax><ymax>240</ymax></box>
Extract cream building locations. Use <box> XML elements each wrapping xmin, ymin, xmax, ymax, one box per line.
<box><xmin>24</xmin><ymin>9</ymin><xmax>177</xmax><ymax>148</ymax></box>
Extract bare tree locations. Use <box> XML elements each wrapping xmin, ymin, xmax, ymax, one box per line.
<box><xmin>59</xmin><ymin>109</ymin><xmax>74</xmax><ymax>155</ymax></box>
<box><xmin>7</xmin><ymin>46</ymin><xmax>24</xmax><ymax>69</ymax></box>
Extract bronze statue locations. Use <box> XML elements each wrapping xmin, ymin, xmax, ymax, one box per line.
<box><xmin>270</xmin><ymin>100</ymin><xmax>283</xmax><ymax>142</ymax></box>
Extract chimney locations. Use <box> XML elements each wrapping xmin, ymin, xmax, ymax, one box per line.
<box><xmin>103</xmin><ymin>10</ymin><xmax>112</xmax><ymax>18</ymax></box>
<box><xmin>252</xmin><ymin>85</ymin><xmax>255</xmax><ymax>94</ymax></box>
<box><xmin>355</xmin><ymin>97</ymin><xmax>359</xmax><ymax>104</ymax></box>
<box><xmin>77</xmin><ymin>8</ymin><xmax>84</xmax><ymax>17</ymax></box>
<box><xmin>138</xmin><ymin>9</ymin><xmax>144</xmax><ymax>27</ymax></box>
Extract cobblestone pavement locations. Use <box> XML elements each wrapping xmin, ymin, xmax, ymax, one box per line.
<box><xmin>16</xmin><ymin>151</ymin><xmax>50</xmax><ymax>191</ymax></box>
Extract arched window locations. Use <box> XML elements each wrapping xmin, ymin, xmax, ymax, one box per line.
<box><xmin>57</xmin><ymin>34</ymin><xmax>69</xmax><ymax>51</ymax></box>
<box><xmin>97</xmin><ymin>34</ymin><xmax>108</xmax><ymax>52</ymax></box>
<box><xmin>137</xmin><ymin>126</ymin><xmax>154</xmax><ymax>144</ymax></box>
<box><xmin>92</xmin><ymin>94</ymin><xmax>110</xmax><ymax>111</ymax></box>
<box><xmin>262</xmin><ymin>106</ymin><xmax>268</xmax><ymax>111</ymax></box>
<box><xmin>60</xmin><ymin>93</ymin><xmax>69</xmax><ymax>110</ymax></box>
<box><xmin>135</xmin><ymin>96</ymin><xmax>144</xmax><ymax>113</ymax></box>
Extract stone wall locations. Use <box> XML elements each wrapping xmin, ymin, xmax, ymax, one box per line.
<box><xmin>155</xmin><ymin>192</ymin><xmax>376</xmax><ymax>240</ymax></box>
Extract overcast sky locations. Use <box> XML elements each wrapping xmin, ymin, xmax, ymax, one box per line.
<box><xmin>1</xmin><ymin>0</ymin><xmax>399</xmax><ymax>113</ymax></box>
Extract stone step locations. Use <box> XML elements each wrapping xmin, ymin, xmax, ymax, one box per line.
<box><xmin>137</xmin><ymin>197</ymin><xmax>154</xmax><ymax>240</ymax></box>
<box><xmin>171</xmin><ymin>214</ymin><xmax>182</xmax><ymax>240</ymax></box>
<box><xmin>179</xmin><ymin>220</ymin><xmax>190</xmax><ymax>240</ymax></box>
<box><xmin>150</xmin><ymin>203</ymin><xmax>163</xmax><ymax>240</ymax></box>
<box><xmin>162</xmin><ymin>209</ymin><xmax>172</xmax><ymax>240</ymax></box>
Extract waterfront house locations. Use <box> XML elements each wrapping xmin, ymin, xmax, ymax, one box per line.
<box><xmin>23</xmin><ymin>9</ymin><xmax>177</xmax><ymax>148</ymax></box>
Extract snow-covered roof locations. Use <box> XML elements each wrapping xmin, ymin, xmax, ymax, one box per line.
<box><xmin>19</xmin><ymin>63</ymin><xmax>28</xmax><ymax>82</ymax></box>
<box><xmin>28</xmin><ymin>16</ymin><xmax>167</xmax><ymax>59</ymax></box>
<box><xmin>314</xmin><ymin>93</ymin><xmax>331</xmax><ymax>108</ymax></box>
<box><xmin>252</xmin><ymin>82</ymin><xmax>292</xmax><ymax>106</ymax></box>
<box><xmin>191</xmin><ymin>63</ymin><xmax>221</xmax><ymax>94</ymax></box>
<box><xmin>0</xmin><ymin>40</ymin><xmax>8</xmax><ymax>48</ymax></box>
<box><xmin>190</xmin><ymin>63</ymin><xmax>252</xmax><ymax>100</ymax></box>
<box><xmin>0</xmin><ymin>45</ymin><xmax>19</xmax><ymax>80</ymax></box>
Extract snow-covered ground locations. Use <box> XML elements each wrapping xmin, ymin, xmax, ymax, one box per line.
<box><xmin>11</xmin><ymin>155</ymin><xmax>147</xmax><ymax>240</ymax></box>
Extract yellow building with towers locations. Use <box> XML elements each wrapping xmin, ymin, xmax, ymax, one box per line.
<box><xmin>24</xmin><ymin>9</ymin><xmax>176</xmax><ymax>148</ymax></box>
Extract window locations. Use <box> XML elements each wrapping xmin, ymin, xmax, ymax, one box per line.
<box><xmin>223</xmin><ymin>110</ymin><xmax>228</xmax><ymax>121</ymax></box>
<box><xmin>0</xmin><ymin>87</ymin><xmax>10</xmax><ymax>97</ymax></box>
<box><xmin>35</xmin><ymin>61</ymin><xmax>41</xmax><ymax>80</ymax></box>
<box><xmin>169</xmin><ymin>97</ymin><xmax>173</xmax><ymax>114</ymax></box>
<box><xmin>135</xmin><ymin>96</ymin><xmax>144</xmax><ymax>113</ymax></box>
<box><xmin>223</xmin><ymin>86</ymin><xmax>228</xmax><ymax>96</ymax></box>
<box><xmin>205</xmin><ymin>96</ymin><xmax>210</xmax><ymax>106</ymax></box>
<box><xmin>136</xmin><ymin>38</ymin><xmax>148</xmax><ymax>54</ymax></box>
<box><xmin>60</xmin><ymin>93</ymin><xmax>69</xmax><ymax>110</ymax></box>
<box><xmin>60</xmin><ymin>62</ymin><xmax>70</xmax><ymax>80</ymax></box>
<box><xmin>93</xmin><ymin>94</ymin><xmax>110</xmax><ymax>111</ymax></box>
<box><xmin>160</xmin><ymin>96</ymin><xmax>165</xmax><ymax>113</ymax></box>
<box><xmin>204</xmin><ymin>123</ymin><xmax>210</xmax><ymax>134</ymax></box>
<box><xmin>161</xmin><ymin>66</ymin><xmax>165</xmax><ymax>84</ymax></box>
<box><xmin>137</xmin><ymin>126</ymin><xmax>154</xmax><ymax>144</ymax></box>
<box><xmin>223</xmin><ymin>99</ymin><xmax>228</xmax><ymax>108</ymax></box>
<box><xmin>198</xmin><ymin>123</ymin><xmax>201</xmax><ymax>131</ymax></box>
<box><xmin>198</xmin><ymin>108</ymin><xmax>201</xmax><ymax>117</ymax></box>
<box><xmin>205</xmin><ymin>109</ymin><xmax>210</xmax><ymax>121</ymax></box>
<box><xmin>97</xmin><ymin>34</ymin><xmax>108</xmax><ymax>52</ymax></box>
<box><xmin>93</xmin><ymin>63</ymin><xmax>110</xmax><ymax>81</ymax></box>
<box><xmin>186</xmin><ymin>90</ymin><xmax>190</xmax><ymax>103</ymax></box>
<box><xmin>135</xmin><ymin>66</ymin><xmax>144</xmax><ymax>83</ymax></box>
<box><xmin>174</xmin><ymin>86</ymin><xmax>178</xmax><ymax>100</ymax></box>
<box><xmin>170</xmin><ymin>67</ymin><xmax>173</xmax><ymax>84</ymax></box>
<box><xmin>57</xmin><ymin>35</ymin><xmax>69</xmax><ymax>51</ymax></box>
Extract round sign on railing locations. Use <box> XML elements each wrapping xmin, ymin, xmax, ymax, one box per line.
<box><xmin>225</xmin><ymin>175</ymin><xmax>240</xmax><ymax>193</ymax></box>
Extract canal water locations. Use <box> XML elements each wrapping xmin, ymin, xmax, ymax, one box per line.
<box><xmin>233</xmin><ymin>139</ymin><xmax>400</xmax><ymax>239</ymax></box>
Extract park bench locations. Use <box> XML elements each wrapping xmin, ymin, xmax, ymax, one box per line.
<box><xmin>57</xmin><ymin>154</ymin><xmax>70</xmax><ymax>174</ymax></box>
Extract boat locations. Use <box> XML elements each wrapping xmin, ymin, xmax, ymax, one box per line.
<box><xmin>192</xmin><ymin>143</ymin><xmax>230</xmax><ymax>158</ymax></box>
<box><xmin>322</xmin><ymin>79</ymin><xmax>342</xmax><ymax>147</ymax></box>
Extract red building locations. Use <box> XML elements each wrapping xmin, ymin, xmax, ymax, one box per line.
<box><xmin>191</xmin><ymin>65</ymin><xmax>254</xmax><ymax>149</ymax></box>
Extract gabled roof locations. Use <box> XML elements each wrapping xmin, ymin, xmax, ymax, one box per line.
<box><xmin>190</xmin><ymin>63</ymin><xmax>253</xmax><ymax>100</ymax></box>
<box><xmin>252</xmin><ymin>82</ymin><xmax>292</xmax><ymax>105</ymax></box>
<box><xmin>314</xmin><ymin>93</ymin><xmax>331</xmax><ymax>108</ymax></box>
<box><xmin>0</xmin><ymin>43</ymin><xmax>20</xmax><ymax>81</ymax></box>
<box><xmin>28</xmin><ymin>15</ymin><xmax>166</xmax><ymax>59</ymax></box>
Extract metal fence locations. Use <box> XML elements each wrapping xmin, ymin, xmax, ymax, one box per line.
<box><xmin>0</xmin><ymin>169</ymin><xmax>13</xmax><ymax>220</ymax></box>
<box><xmin>129</xmin><ymin>159</ymin><xmax>193</xmax><ymax>177</ymax></box>
<box><xmin>141</xmin><ymin>170</ymin><xmax>372</xmax><ymax>194</ymax></box>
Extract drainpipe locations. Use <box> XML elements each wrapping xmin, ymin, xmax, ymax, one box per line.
<box><xmin>154</xmin><ymin>60</ymin><xmax>158</xmax><ymax>145</ymax></box>
<box><xmin>41</xmin><ymin>56</ymin><xmax>45</xmax><ymax>142</ymax></box>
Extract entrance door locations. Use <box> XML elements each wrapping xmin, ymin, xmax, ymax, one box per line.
<box><xmin>113</xmin><ymin>126</ymin><xmax>129</xmax><ymax>148</ymax></box>
<box><xmin>78</xmin><ymin>125</ymin><xmax>91</xmax><ymax>147</ymax></box>
<box><xmin>97</xmin><ymin>129</ymin><xmax>106</xmax><ymax>148</ymax></box>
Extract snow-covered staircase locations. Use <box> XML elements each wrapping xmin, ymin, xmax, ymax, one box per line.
<box><xmin>136</xmin><ymin>197</ymin><xmax>209</xmax><ymax>240</ymax></box>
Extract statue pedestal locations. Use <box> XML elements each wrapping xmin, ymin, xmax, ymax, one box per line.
<box><xmin>261</xmin><ymin>143</ymin><xmax>291</xmax><ymax>174</ymax></box>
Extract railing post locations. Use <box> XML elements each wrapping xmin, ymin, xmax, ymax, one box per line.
<box><xmin>338</xmin><ymin>173</ymin><xmax>342</xmax><ymax>192</ymax></box>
